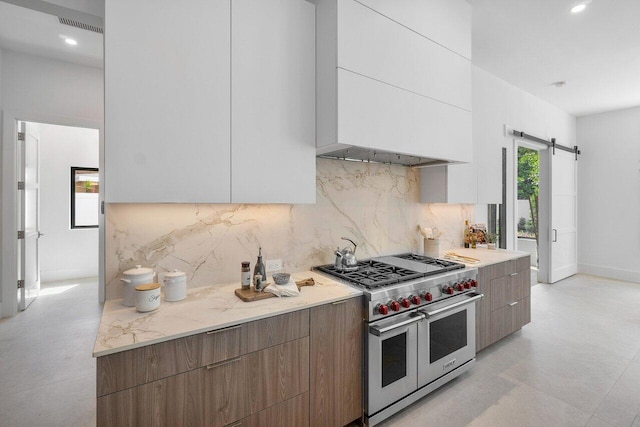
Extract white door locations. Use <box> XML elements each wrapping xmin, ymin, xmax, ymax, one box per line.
<box><xmin>18</xmin><ymin>122</ymin><xmax>41</xmax><ymax>310</ymax></box>
<box><xmin>548</xmin><ymin>148</ymin><xmax>578</xmax><ymax>283</ymax></box>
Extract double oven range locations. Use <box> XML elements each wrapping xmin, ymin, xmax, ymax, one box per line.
<box><xmin>316</xmin><ymin>253</ymin><xmax>483</xmax><ymax>426</ymax></box>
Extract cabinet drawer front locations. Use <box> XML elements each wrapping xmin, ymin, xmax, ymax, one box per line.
<box><xmin>338</xmin><ymin>0</ymin><xmax>471</xmax><ymax>110</ymax></box>
<box><xmin>490</xmin><ymin>270</ymin><xmax>530</xmax><ymax>311</ymax></box>
<box><xmin>187</xmin><ymin>357</ymin><xmax>249</xmax><ymax>427</ymax></box>
<box><xmin>97</xmin><ymin>374</ymin><xmax>188</xmax><ymax>427</ymax></box>
<box><xmin>240</xmin><ymin>392</ymin><xmax>309</xmax><ymax>427</ymax></box>
<box><xmin>97</xmin><ymin>334</ymin><xmax>201</xmax><ymax>397</ymax></box>
<box><xmin>246</xmin><ymin>337</ymin><xmax>310</xmax><ymax>414</ymax></box>
<box><xmin>489</xmin><ymin>296</ymin><xmax>530</xmax><ymax>344</ymax></box>
<box><xmin>246</xmin><ymin>309</ymin><xmax>309</xmax><ymax>353</ymax></box>
<box><xmin>201</xmin><ymin>324</ymin><xmax>248</xmax><ymax>366</ymax></box>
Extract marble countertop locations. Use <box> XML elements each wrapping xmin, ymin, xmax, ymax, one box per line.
<box><xmin>441</xmin><ymin>247</ymin><xmax>530</xmax><ymax>268</ymax></box>
<box><xmin>93</xmin><ymin>270</ymin><xmax>361</xmax><ymax>358</ymax></box>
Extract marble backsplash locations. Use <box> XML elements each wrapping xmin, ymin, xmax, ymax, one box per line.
<box><xmin>105</xmin><ymin>158</ymin><xmax>475</xmax><ymax>299</ymax></box>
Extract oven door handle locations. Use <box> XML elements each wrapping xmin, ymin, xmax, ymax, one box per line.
<box><xmin>369</xmin><ymin>312</ymin><xmax>426</xmax><ymax>337</ymax></box>
<box><xmin>419</xmin><ymin>293</ymin><xmax>484</xmax><ymax>319</ymax></box>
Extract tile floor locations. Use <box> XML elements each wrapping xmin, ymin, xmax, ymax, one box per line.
<box><xmin>0</xmin><ymin>274</ymin><xmax>639</xmax><ymax>427</ymax></box>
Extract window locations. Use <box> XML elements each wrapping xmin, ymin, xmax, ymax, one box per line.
<box><xmin>71</xmin><ymin>167</ymin><xmax>99</xmax><ymax>229</ymax></box>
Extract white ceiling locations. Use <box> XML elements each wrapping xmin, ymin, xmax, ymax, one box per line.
<box><xmin>471</xmin><ymin>0</ymin><xmax>640</xmax><ymax>117</ymax></box>
<box><xmin>1</xmin><ymin>0</ymin><xmax>638</xmax><ymax>116</ymax></box>
<box><xmin>0</xmin><ymin>1</ymin><xmax>102</xmax><ymax>68</ymax></box>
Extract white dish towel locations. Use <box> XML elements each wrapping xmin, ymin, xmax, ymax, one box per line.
<box><xmin>264</xmin><ymin>278</ymin><xmax>300</xmax><ymax>297</ymax></box>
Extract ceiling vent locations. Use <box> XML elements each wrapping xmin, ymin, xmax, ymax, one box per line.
<box><xmin>58</xmin><ymin>16</ymin><xmax>103</xmax><ymax>34</ymax></box>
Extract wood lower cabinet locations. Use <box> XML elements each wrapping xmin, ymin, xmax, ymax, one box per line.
<box><xmin>476</xmin><ymin>256</ymin><xmax>531</xmax><ymax>352</ymax></box>
<box><xmin>97</xmin><ymin>310</ymin><xmax>310</xmax><ymax>427</ymax></box>
<box><xmin>310</xmin><ymin>297</ymin><xmax>363</xmax><ymax>427</ymax></box>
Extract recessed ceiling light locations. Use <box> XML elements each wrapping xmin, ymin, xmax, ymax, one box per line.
<box><xmin>65</xmin><ymin>38</ymin><xmax>78</xmax><ymax>46</ymax></box>
<box><xmin>571</xmin><ymin>0</ymin><xmax>592</xmax><ymax>14</ymax></box>
<box><xmin>553</xmin><ymin>81</ymin><xmax>567</xmax><ymax>88</ymax></box>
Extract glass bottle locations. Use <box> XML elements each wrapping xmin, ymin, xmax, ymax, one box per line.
<box><xmin>241</xmin><ymin>262</ymin><xmax>251</xmax><ymax>290</ymax></box>
<box><xmin>254</xmin><ymin>247</ymin><xmax>267</xmax><ymax>291</ymax></box>
<box><xmin>464</xmin><ymin>220</ymin><xmax>470</xmax><ymax>248</ymax></box>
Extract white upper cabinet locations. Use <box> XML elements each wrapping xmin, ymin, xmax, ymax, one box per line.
<box><xmin>316</xmin><ymin>0</ymin><xmax>472</xmax><ymax>164</ymax></box>
<box><xmin>337</xmin><ymin>0</ymin><xmax>471</xmax><ymax>111</ymax></box>
<box><xmin>105</xmin><ymin>0</ymin><xmax>315</xmax><ymax>204</ymax></box>
<box><xmin>105</xmin><ymin>0</ymin><xmax>231</xmax><ymax>203</ymax></box>
<box><xmin>420</xmin><ymin>164</ymin><xmax>478</xmax><ymax>204</ymax></box>
<box><xmin>231</xmin><ymin>0</ymin><xmax>316</xmax><ymax>204</ymax></box>
<box><xmin>356</xmin><ymin>0</ymin><xmax>472</xmax><ymax>59</ymax></box>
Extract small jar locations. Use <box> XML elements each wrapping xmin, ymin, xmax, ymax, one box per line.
<box><xmin>241</xmin><ymin>262</ymin><xmax>251</xmax><ymax>290</ymax></box>
<box><xmin>121</xmin><ymin>265</ymin><xmax>155</xmax><ymax>307</ymax></box>
<box><xmin>254</xmin><ymin>273</ymin><xmax>263</xmax><ymax>292</ymax></box>
<box><xmin>135</xmin><ymin>283</ymin><xmax>161</xmax><ymax>312</ymax></box>
<box><xmin>163</xmin><ymin>269</ymin><xmax>187</xmax><ymax>302</ymax></box>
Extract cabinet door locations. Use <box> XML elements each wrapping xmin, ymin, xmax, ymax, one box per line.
<box><xmin>310</xmin><ymin>298</ymin><xmax>363</xmax><ymax>427</ymax></box>
<box><xmin>231</xmin><ymin>0</ymin><xmax>316</xmax><ymax>203</ymax></box>
<box><xmin>104</xmin><ymin>0</ymin><xmax>231</xmax><ymax>203</ymax></box>
<box><xmin>338</xmin><ymin>0</ymin><xmax>471</xmax><ymax>111</ymax></box>
<box><xmin>356</xmin><ymin>0</ymin><xmax>471</xmax><ymax>59</ymax></box>
<box><xmin>420</xmin><ymin>164</ymin><xmax>477</xmax><ymax>204</ymax></box>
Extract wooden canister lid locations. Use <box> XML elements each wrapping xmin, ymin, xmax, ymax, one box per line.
<box><xmin>135</xmin><ymin>283</ymin><xmax>160</xmax><ymax>291</ymax></box>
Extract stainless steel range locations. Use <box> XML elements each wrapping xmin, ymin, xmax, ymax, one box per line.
<box><xmin>316</xmin><ymin>253</ymin><xmax>483</xmax><ymax>426</ymax></box>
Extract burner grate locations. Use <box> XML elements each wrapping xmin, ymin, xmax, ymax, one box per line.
<box><xmin>315</xmin><ymin>259</ymin><xmax>424</xmax><ymax>289</ymax></box>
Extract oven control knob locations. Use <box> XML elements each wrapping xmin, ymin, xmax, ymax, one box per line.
<box><xmin>411</xmin><ymin>295</ymin><xmax>421</xmax><ymax>305</ymax></box>
<box><xmin>464</xmin><ymin>280</ymin><xmax>471</xmax><ymax>289</ymax></box>
<box><xmin>389</xmin><ymin>300</ymin><xmax>401</xmax><ymax>312</ymax></box>
<box><xmin>456</xmin><ymin>283</ymin><xmax>465</xmax><ymax>292</ymax></box>
<box><xmin>400</xmin><ymin>298</ymin><xmax>411</xmax><ymax>308</ymax></box>
<box><xmin>470</xmin><ymin>279</ymin><xmax>478</xmax><ymax>288</ymax></box>
<box><xmin>421</xmin><ymin>292</ymin><xmax>433</xmax><ymax>301</ymax></box>
<box><xmin>376</xmin><ymin>304</ymin><xmax>389</xmax><ymax>316</ymax></box>
<box><xmin>445</xmin><ymin>286</ymin><xmax>455</xmax><ymax>295</ymax></box>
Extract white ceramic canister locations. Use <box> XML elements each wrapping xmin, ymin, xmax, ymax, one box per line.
<box><xmin>163</xmin><ymin>269</ymin><xmax>187</xmax><ymax>302</ymax></box>
<box><xmin>121</xmin><ymin>265</ymin><xmax>155</xmax><ymax>307</ymax></box>
<box><xmin>135</xmin><ymin>283</ymin><xmax>161</xmax><ymax>312</ymax></box>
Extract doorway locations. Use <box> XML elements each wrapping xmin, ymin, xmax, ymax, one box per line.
<box><xmin>21</xmin><ymin>121</ymin><xmax>100</xmax><ymax>310</ymax></box>
<box><xmin>516</xmin><ymin>146</ymin><xmax>540</xmax><ymax>269</ymax></box>
<box><xmin>2</xmin><ymin>113</ymin><xmax>104</xmax><ymax>318</ymax></box>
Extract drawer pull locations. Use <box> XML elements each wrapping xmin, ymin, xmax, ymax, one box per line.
<box><xmin>206</xmin><ymin>325</ymin><xmax>242</xmax><ymax>335</ymax></box>
<box><xmin>509</xmin><ymin>301</ymin><xmax>519</xmax><ymax>307</ymax></box>
<box><xmin>206</xmin><ymin>357</ymin><xmax>242</xmax><ymax>370</ymax></box>
<box><xmin>332</xmin><ymin>299</ymin><xmax>348</xmax><ymax>305</ymax></box>
<box><xmin>509</xmin><ymin>272</ymin><xmax>518</xmax><ymax>277</ymax></box>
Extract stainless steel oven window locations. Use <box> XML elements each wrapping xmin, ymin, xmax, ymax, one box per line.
<box><xmin>382</xmin><ymin>333</ymin><xmax>407</xmax><ymax>387</ymax></box>
<box><xmin>430</xmin><ymin>310</ymin><xmax>467</xmax><ymax>362</ymax></box>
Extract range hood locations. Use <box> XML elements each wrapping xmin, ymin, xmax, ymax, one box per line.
<box><xmin>317</xmin><ymin>145</ymin><xmax>453</xmax><ymax>168</ymax></box>
<box><xmin>315</xmin><ymin>0</ymin><xmax>473</xmax><ymax>168</ymax></box>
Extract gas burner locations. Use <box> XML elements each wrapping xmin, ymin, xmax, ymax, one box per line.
<box><xmin>315</xmin><ymin>253</ymin><xmax>463</xmax><ymax>289</ymax></box>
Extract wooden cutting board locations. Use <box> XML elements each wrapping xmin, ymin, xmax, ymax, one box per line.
<box><xmin>234</xmin><ymin>278</ymin><xmax>315</xmax><ymax>302</ymax></box>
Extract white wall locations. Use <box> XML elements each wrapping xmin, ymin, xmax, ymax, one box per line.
<box><xmin>473</xmin><ymin>66</ymin><xmax>576</xmax><ymax>251</ymax></box>
<box><xmin>577</xmin><ymin>107</ymin><xmax>640</xmax><ymax>283</ymax></box>
<box><xmin>38</xmin><ymin>123</ymin><xmax>99</xmax><ymax>282</ymax></box>
<box><xmin>1</xmin><ymin>49</ymin><xmax>103</xmax><ymax>317</ymax></box>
